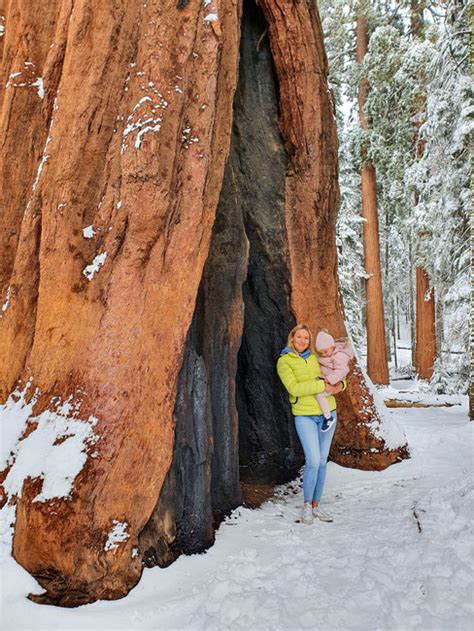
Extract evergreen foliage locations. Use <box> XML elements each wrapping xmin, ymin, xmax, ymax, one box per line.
<box><xmin>319</xmin><ymin>0</ymin><xmax>470</xmax><ymax>392</ymax></box>
<box><xmin>408</xmin><ymin>0</ymin><xmax>471</xmax><ymax>391</ymax></box>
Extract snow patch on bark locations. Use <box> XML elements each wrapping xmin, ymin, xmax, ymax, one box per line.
<box><xmin>0</xmin><ymin>503</ymin><xmax>16</xmax><ymax>560</ymax></box>
<box><xmin>82</xmin><ymin>225</ymin><xmax>95</xmax><ymax>239</ymax></box>
<box><xmin>181</xmin><ymin>125</ymin><xmax>200</xmax><ymax>149</ymax></box>
<box><xmin>134</xmin><ymin>123</ymin><xmax>161</xmax><ymax>149</ymax></box>
<box><xmin>31</xmin><ymin>77</ymin><xmax>44</xmax><ymax>99</ymax></box>
<box><xmin>131</xmin><ymin>95</ymin><xmax>152</xmax><ymax>112</ymax></box>
<box><xmin>122</xmin><ymin>99</ymin><xmax>163</xmax><ymax>152</ymax></box>
<box><xmin>83</xmin><ymin>252</ymin><xmax>107</xmax><ymax>280</ymax></box>
<box><xmin>0</xmin><ymin>286</ymin><xmax>11</xmax><ymax>317</ymax></box>
<box><xmin>0</xmin><ymin>386</ymin><xmax>99</xmax><ymax>504</ymax></box>
<box><xmin>31</xmin><ymin>136</ymin><xmax>52</xmax><ymax>192</ymax></box>
<box><xmin>0</xmin><ymin>380</ymin><xmax>38</xmax><ymax>469</ymax></box>
<box><xmin>362</xmin><ymin>367</ymin><xmax>408</xmax><ymax>451</ymax></box>
<box><xmin>347</xmin><ymin>326</ymin><xmax>408</xmax><ymax>451</ymax></box>
<box><xmin>5</xmin><ymin>61</ymin><xmax>44</xmax><ymax>98</ymax></box>
<box><xmin>104</xmin><ymin>521</ymin><xmax>130</xmax><ymax>552</ymax></box>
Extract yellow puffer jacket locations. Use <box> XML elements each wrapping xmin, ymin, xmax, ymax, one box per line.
<box><xmin>276</xmin><ymin>350</ymin><xmax>337</xmax><ymax>417</ymax></box>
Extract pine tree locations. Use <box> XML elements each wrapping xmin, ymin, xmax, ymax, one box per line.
<box><xmin>320</xmin><ymin>0</ymin><xmax>368</xmax><ymax>349</ymax></box>
<box><xmin>407</xmin><ymin>0</ymin><xmax>471</xmax><ymax>392</ymax></box>
<box><xmin>321</xmin><ymin>0</ymin><xmax>469</xmax><ymax>393</ymax></box>
<box><xmin>411</xmin><ymin>2</ymin><xmax>437</xmax><ymax>380</ymax></box>
<box><xmin>356</xmin><ymin>8</ymin><xmax>390</xmax><ymax>385</ymax></box>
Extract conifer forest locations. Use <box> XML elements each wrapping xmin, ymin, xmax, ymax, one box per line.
<box><xmin>321</xmin><ymin>0</ymin><xmax>470</xmax><ymax>397</ymax></box>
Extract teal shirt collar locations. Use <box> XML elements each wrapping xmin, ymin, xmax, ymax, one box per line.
<box><xmin>281</xmin><ymin>346</ymin><xmax>311</xmax><ymax>360</ymax></box>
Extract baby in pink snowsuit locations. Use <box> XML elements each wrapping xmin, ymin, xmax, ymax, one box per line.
<box><xmin>315</xmin><ymin>330</ymin><xmax>354</xmax><ymax>432</ymax></box>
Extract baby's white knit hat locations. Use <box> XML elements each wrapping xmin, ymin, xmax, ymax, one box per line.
<box><xmin>315</xmin><ymin>330</ymin><xmax>335</xmax><ymax>351</ymax></box>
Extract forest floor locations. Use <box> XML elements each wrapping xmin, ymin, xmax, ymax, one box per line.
<box><xmin>1</xmin><ymin>384</ymin><xmax>472</xmax><ymax>631</ymax></box>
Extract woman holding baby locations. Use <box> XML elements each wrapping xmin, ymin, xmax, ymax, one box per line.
<box><xmin>277</xmin><ymin>324</ymin><xmax>352</xmax><ymax>525</ymax></box>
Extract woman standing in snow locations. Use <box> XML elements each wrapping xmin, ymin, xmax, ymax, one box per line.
<box><xmin>277</xmin><ymin>324</ymin><xmax>345</xmax><ymax>525</ymax></box>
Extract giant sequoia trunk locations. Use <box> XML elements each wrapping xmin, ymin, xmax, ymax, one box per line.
<box><xmin>470</xmin><ymin>269</ymin><xmax>474</xmax><ymax>421</ymax></box>
<box><xmin>0</xmin><ymin>0</ymin><xmax>408</xmax><ymax>606</ymax></box>
<box><xmin>356</xmin><ymin>13</ymin><xmax>390</xmax><ymax>385</ymax></box>
<box><xmin>409</xmin><ymin>5</ymin><xmax>437</xmax><ymax>382</ymax></box>
<box><xmin>415</xmin><ymin>267</ymin><xmax>436</xmax><ymax>379</ymax></box>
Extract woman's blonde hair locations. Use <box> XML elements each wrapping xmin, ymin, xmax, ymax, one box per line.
<box><xmin>286</xmin><ymin>324</ymin><xmax>316</xmax><ymax>355</ymax></box>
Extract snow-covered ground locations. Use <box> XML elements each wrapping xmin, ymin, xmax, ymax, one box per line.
<box><xmin>1</xmin><ymin>390</ymin><xmax>473</xmax><ymax>631</ymax></box>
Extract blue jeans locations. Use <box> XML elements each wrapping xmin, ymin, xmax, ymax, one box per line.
<box><xmin>294</xmin><ymin>412</ymin><xmax>337</xmax><ymax>503</ymax></box>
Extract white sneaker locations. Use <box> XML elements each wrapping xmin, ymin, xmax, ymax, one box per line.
<box><xmin>301</xmin><ymin>504</ymin><xmax>314</xmax><ymax>524</ymax></box>
<box><xmin>313</xmin><ymin>506</ymin><xmax>333</xmax><ymax>522</ymax></box>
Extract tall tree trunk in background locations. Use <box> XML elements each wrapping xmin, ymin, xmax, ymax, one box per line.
<box><xmin>384</xmin><ymin>205</ymin><xmax>392</xmax><ymax>363</ymax></box>
<box><xmin>392</xmin><ymin>298</ymin><xmax>398</xmax><ymax>371</ymax></box>
<box><xmin>410</xmin><ymin>0</ymin><xmax>425</xmax><ymax>35</ymax></box>
<box><xmin>435</xmin><ymin>290</ymin><xmax>444</xmax><ymax>364</ymax></box>
<box><xmin>411</xmin><ymin>4</ymin><xmax>437</xmax><ymax>380</ymax></box>
<box><xmin>356</xmin><ymin>12</ymin><xmax>389</xmax><ymax>385</ymax></box>
<box><xmin>470</xmin><ymin>218</ymin><xmax>474</xmax><ymax>420</ymax></box>
<box><xmin>415</xmin><ymin>267</ymin><xmax>436</xmax><ymax>379</ymax></box>
<box><xmin>409</xmin><ymin>240</ymin><xmax>416</xmax><ymax>364</ymax></box>
<box><xmin>413</xmin><ymin>254</ymin><xmax>437</xmax><ymax>378</ymax></box>
<box><xmin>0</xmin><ymin>0</ymin><xmax>408</xmax><ymax>606</ymax></box>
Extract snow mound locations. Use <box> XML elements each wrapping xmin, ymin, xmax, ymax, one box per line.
<box><xmin>1</xmin><ymin>384</ymin><xmax>99</xmax><ymax>504</ymax></box>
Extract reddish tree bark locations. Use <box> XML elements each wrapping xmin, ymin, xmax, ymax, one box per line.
<box><xmin>0</xmin><ymin>0</ymin><xmax>408</xmax><ymax>606</ymax></box>
<box><xmin>471</xmin><ymin>262</ymin><xmax>474</xmax><ymax>420</ymax></box>
<box><xmin>410</xmin><ymin>9</ymin><xmax>437</xmax><ymax>381</ymax></box>
<box><xmin>415</xmin><ymin>267</ymin><xmax>436</xmax><ymax>379</ymax></box>
<box><xmin>356</xmin><ymin>13</ymin><xmax>390</xmax><ymax>385</ymax></box>
<box><xmin>1</xmin><ymin>0</ymin><xmax>242</xmax><ymax>605</ymax></box>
